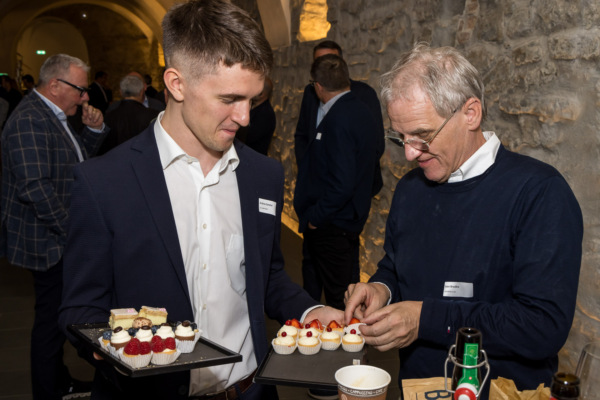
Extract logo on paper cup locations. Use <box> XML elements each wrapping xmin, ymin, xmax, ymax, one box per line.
<box><xmin>335</xmin><ymin>365</ymin><xmax>391</xmax><ymax>400</ymax></box>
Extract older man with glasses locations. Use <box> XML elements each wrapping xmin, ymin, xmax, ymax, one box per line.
<box><xmin>1</xmin><ymin>53</ymin><xmax>107</xmax><ymax>399</ymax></box>
<box><xmin>344</xmin><ymin>43</ymin><xmax>583</xmax><ymax>398</ymax></box>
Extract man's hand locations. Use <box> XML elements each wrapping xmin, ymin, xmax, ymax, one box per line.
<box><xmin>358</xmin><ymin>301</ymin><xmax>422</xmax><ymax>352</ymax></box>
<box><xmin>303</xmin><ymin>306</ymin><xmax>345</xmax><ymax>326</ymax></box>
<box><xmin>81</xmin><ymin>101</ymin><xmax>104</xmax><ymax>130</ymax></box>
<box><xmin>343</xmin><ymin>282</ymin><xmax>390</xmax><ymax>324</ymax></box>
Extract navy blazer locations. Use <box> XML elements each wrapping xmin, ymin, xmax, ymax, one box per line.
<box><xmin>0</xmin><ymin>91</ymin><xmax>107</xmax><ymax>270</ymax></box>
<box><xmin>59</xmin><ymin>125</ymin><xmax>318</xmax><ymax>397</ymax></box>
<box><xmin>294</xmin><ymin>80</ymin><xmax>384</xmax><ymax>196</ymax></box>
<box><xmin>293</xmin><ymin>92</ymin><xmax>378</xmax><ymax>234</ymax></box>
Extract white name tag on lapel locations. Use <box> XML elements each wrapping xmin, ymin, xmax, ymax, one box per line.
<box><xmin>443</xmin><ymin>281</ymin><xmax>473</xmax><ymax>298</ymax></box>
<box><xmin>258</xmin><ymin>198</ymin><xmax>276</xmax><ymax>216</ymax></box>
<box><xmin>316</xmin><ymin>132</ymin><xmax>322</xmax><ymax>140</ymax></box>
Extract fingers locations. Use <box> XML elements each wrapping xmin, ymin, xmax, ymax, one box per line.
<box><xmin>93</xmin><ymin>352</ymin><xmax>104</xmax><ymax>360</ymax></box>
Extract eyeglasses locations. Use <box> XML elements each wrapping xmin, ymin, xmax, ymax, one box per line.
<box><xmin>57</xmin><ymin>78</ymin><xmax>89</xmax><ymax>97</ymax></box>
<box><xmin>385</xmin><ymin>108</ymin><xmax>458</xmax><ymax>151</ymax></box>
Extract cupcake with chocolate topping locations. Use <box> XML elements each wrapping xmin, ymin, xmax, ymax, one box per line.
<box><xmin>155</xmin><ymin>323</ymin><xmax>176</xmax><ymax>340</ymax></box>
<box><xmin>174</xmin><ymin>320</ymin><xmax>201</xmax><ymax>353</ymax></box>
<box><xmin>109</xmin><ymin>327</ymin><xmax>131</xmax><ymax>356</ymax></box>
<box><xmin>135</xmin><ymin>325</ymin><xmax>153</xmax><ymax>342</ymax></box>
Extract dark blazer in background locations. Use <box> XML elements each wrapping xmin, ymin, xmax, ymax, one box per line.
<box><xmin>293</xmin><ymin>92</ymin><xmax>378</xmax><ymax>234</ymax></box>
<box><xmin>87</xmin><ymin>81</ymin><xmax>110</xmax><ymax>114</ymax></box>
<box><xmin>294</xmin><ymin>80</ymin><xmax>385</xmax><ymax>196</ymax></box>
<box><xmin>59</xmin><ymin>126</ymin><xmax>318</xmax><ymax>398</ymax></box>
<box><xmin>98</xmin><ymin>99</ymin><xmax>159</xmax><ymax>155</ymax></box>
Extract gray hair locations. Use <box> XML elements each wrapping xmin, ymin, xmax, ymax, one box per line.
<box><xmin>380</xmin><ymin>43</ymin><xmax>486</xmax><ymax>120</ymax></box>
<box><xmin>119</xmin><ymin>75</ymin><xmax>144</xmax><ymax>98</ymax></box>
<box><xmin>38</xmin><ymin>54</ymin><xmax>89</xmax><ymax>87</ymax></box>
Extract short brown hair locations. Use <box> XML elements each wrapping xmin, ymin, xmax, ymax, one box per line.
<box><xmin>310</xmin><ymin>54</ymin><xmax>350</xmax><ymax>92</ymax></box>
<box><xmin>162</xmin><ymin>0</ymin><xmax>273</xmax><ymax>79</ymax></box>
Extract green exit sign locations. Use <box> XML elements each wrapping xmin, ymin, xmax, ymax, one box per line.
<box><xmin>36</xmin><ymin>50</ymin><xmax>46</xmax><ymax>55</ymax></box>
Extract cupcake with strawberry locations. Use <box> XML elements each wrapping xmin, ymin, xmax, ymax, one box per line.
<box><xmin>320</xmin><ymin>327</ymin><xmax>342</xmax><ymax>351</ymax></box>
<box><xmin>326</xmin><ymin>320</ymin><xmax>344</xmax><ymax>337</ymax></box>
<box><xmin>119</xmin><ymin>337</ymin><xmax>152</xmax><ymax>368</ymax></box>
<box><xmin>299</xmin><ymin>319</ymin><xmax>323</xmax><ymax>339</ymax></box>
<box><xmin>277</xmin><ymin>318</ymin><xmax>301</xmax><ymax>340</ymax></box>
<box><xmin>344</xmin><ymin>317</ymin><xmax>365</xmax><ymax>335</ymax></box>
<box><xmin>341</xmin><ymin>328</ymin><xmax>365</xmax><ymax>352</ymax></box>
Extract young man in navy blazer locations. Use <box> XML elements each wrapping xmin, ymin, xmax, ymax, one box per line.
<box><xmin>59</xmin><ymin>1</ymin><xmax>342</xmax><ymax>398</ymax></box>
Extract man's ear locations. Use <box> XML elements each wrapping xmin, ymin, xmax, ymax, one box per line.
<box><xmin>463</xmin><ymin>97</ymin><xmax>483</xmax><ymax>131</ymax></box>
<box><xmin>163</xmin><ymin>68</ymin><xmax>184</xmax><ymax>102</ymax></box>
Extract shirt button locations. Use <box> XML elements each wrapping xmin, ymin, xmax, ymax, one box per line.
<box><xmin>202</xmin><ymin>304</ymin><xmax>207</xmax><ymax>310</ymax></box>
<box><xmin>202</xmin><ymin>223</ymin><xmax>207</xmax><ymax>229</ymax></box>
<box><xmin>202</xmin><ymin>263</ymin><xmax>207</xmax><ymax>270</ymax></box>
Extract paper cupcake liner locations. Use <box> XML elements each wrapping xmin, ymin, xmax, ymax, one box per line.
<box><xmin>297</xmin><ymin>340</ymin><xmax>322</xmax><ymax>355</ymax></box>
<box><xmin>320</xmin><ymin>339</ymin><xmax>341</xmax><ymax>351</ymax></box>
<box><xmin>109</xmin><ymin>342</ymin><xmax>129</xmax><ymax>357</ymax></box>
<box><xmin>342</xmin><ymin>338</ymin><xmax>365</xmax><ymax>352</ymax></box>
<box><xmin>175</xmin><ymin>330</ymin><xmax>202</xmax><ymax>353</ymax></box>
<box><xmin>271</xmin><ymin>338</ymin><xmax>297</xmax><ymax>355</ymax></box>
<box><xmin>98</xmin><ymin>337</ymin><xmax>111</xmax><ymax>352</ymax></box>
<box><xmin>117</xmin><ymin>348</ymin><xmax>152</xmax><ymax>368</ymax></box>
<box><xmin>151</xmin><ymin>349</ymin><xmax>181</xmax><ymax>365</ymax></box>
<box><xmin>344</xmin><ymin>323</ymin><xmax>365</xmax><ymax>335</ymax></box>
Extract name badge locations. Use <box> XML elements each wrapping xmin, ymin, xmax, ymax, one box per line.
<box><xmin>443</xmin><ymin>282</ymin><xmax>473</xmax><ymax>298</ymax></box>
<box><xmin>258</xmin><ymin>198</ymin><xmax>276</xmax><ymax>216</ymax></box>
<box><xmin>316</xmin><ymin>132</ymin><xmax>322</xmax><ymax>140</ymax></box>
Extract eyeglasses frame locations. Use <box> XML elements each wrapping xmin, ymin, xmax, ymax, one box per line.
<box><xmin>385</xmin><ymin>107</ymin><xmax>459</xmax><ymax>151</ymax></box>
<box><xmin>56</xmin><ymin>78</ymin><xmax>89</xmax><ymax>98</ymax></box>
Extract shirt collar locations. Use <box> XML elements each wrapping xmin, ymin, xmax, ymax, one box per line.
<box><xmin>320</xmin><ymin>90</ymin><xmax>350</xmax><ymax>115</ymax></box>
<box><xmin>154</xmin><ymin>111</ymin><xmax>239</xmax><ymax>172</ymax></box>
<box><xmin>34</xmin><ymin>88</ymin><xmax>67</xmax><ymax>121</ymax></box>
<box><xmin>448</xmin><ymin>131</ymin><xmax>500</xmax><ymax>183</ymax></box>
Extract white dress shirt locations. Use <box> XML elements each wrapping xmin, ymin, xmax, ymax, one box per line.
<box><xmin>154</xmin><ymin>113</ymin><xmax>255</xmax><ymax>395</ymax></box>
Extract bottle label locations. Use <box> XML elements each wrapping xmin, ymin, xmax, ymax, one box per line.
<box><xmin>458</xmin><ymin>343</ymin><xmax>480</xmax><ymax>391</ymax></box>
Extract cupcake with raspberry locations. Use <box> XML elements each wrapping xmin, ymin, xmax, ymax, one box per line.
<box><xmin>341</xmin><ymin>329</ymin><xmax>365</xmax><ymax>352</ymax></box>
<box><xmin>174</xmin><ymin>320</ymin><xmax>201</xmax><ymax>353</ymax></box>
<box><xmin>119</xmin><ymin>338</ymin><xmax>152</xmax><ymax>368</ymax></box>
<box><xmin>151</xmin><ymin>336</ymin><xmax>181</xmax><ymax>365</ymax></box>
<box><xmin>297</xmin><ymin>331</ymin><xmax>321</xmax><ymax>355</ymax></box>
<box><xmin>320</xmin><ymin>327</ymin><xmax>342</xmax><ymax>351</ymax></box>
<box><xmin>272</xmin><ymin>331</ymin><xmax>297</xmax><ymax>355</ymax></box>
<box><xmin>299</xmin><ymin>326</ymin><xmax>321</xmax><ymax>339</ymax></box>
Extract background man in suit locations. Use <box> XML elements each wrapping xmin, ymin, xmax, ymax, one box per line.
<box><xmin>59</xmin><ymin>1</ymin><xmax>342</xmax><ymax>399</ymax></box>
<box><xmin>106</xmin><ymin>71</ymin><xmax>166</xmax><ymax>114</ymax></box>
<box><xmin>98</xmin><ymin>74</ymin><xmax>159</xmax><ymax>155</ymax></box>
<box><xmin>236</xmin><ymin>76</ymin><xmax>276</xmax><ymax>156</ymax></box>
<box><xmin>295</xmin><ymin>41</ymin><xmax>385</xmax><ymax>305</ymax></box>
<box><xmin>1</xmin><ymin>53</ymin><xmax>106</xmax><ymax>399</ymax></box>
<box><xmin>87</xmin><ymin>70</ymin><xmax>111</xmax><ymax>114</ymax></box>
<box><xmin>294</xmin><ymin>54</ymin><xmax>378</xmax><ymax>312</ymax></box>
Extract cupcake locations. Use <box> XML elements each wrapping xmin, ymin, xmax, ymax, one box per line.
<box><xmin>119</xmin><ymin>338</ymin><xmax>152</xmax><ymax>368</ymax></box>
<box><xmin>325</xmin><ymin>320</ymin><xmax>344</xmax><ymax>337</ymax></box>
<box><xmin>297</xmin><ymin>332</ymin><xmax>321</xmax><ymax>355</ymax></box>
<box><xmin>151</xmin><ymin>336</ymin><xmax>180</xmax><ymax>365</ymax></box>
<box><xmin>299</xmin><ymin>327</ymin><xmax>321</xmax><ymax>339</ymax></box>
<box><xmin>100</xmin><ymin>330</ymin><xmax>111</xmax><ymax>349</ymax></box>
<box><xmin>272</xmin><ymin>332</ymin><xmax>297</xmax><ymax>355</ymax></box>
<box><xmin>155</xmin><ymin>323</ymin><xmax>176</xmax><ymax>339</ymax></box>
<box><xmin>277</xmin><ymin>324</ymin><xmax>298</xmax><ymax>339</ymax></box>
<box><xmin>109</xmin><ymin>327</ymin><xmax>131</xmax><ymax>355</ymax></box>
<box><xmin>320</xmin><ymin>327</ymin><xmax>342</xmax><ymax>351</ymax></box>
<box><xmin>135</xmin><ymin>325</ymin><xmax>154</xmax><ymax>342</ymax></box>
<box><xmin>342</xmin><ymin>329</ymin><xmax>365</xmax><ymax>352</ymax></box>
<box><xmin>174</xmin><ymin>320</ymin><xmax>201</xmax><ymax>353</ymax></box>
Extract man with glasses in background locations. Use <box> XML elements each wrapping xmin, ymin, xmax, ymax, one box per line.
<box><xmin>1</xmin><ymin>53</ymin><xmax>107</xmax><ymax>399</ymax></box>
<box><xmin>344</xmin><ymin>43</ymin><xmax>583</xmax><ymax>398</ymax></box>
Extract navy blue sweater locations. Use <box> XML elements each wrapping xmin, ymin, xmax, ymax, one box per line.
<box><xmin>371</xmin><ymin>145</ymin><xmax>583</xmax><ymax>396</ymax></box>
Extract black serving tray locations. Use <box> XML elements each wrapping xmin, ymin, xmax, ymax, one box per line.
<box><xmin>255</xmin><ymin>345</ymin><xmax>367</xmax><ymax>391</ymax></box>
<box><xmin>68</xmin><ymin>323</ymin><xmax>242</xmax><ymax>377</ymax></box>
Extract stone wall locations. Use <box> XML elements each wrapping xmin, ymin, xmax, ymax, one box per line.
<box><xmin>267</xmin><ymin>0</ymin><xmax>599</xmax><ymax>373</ymax></box>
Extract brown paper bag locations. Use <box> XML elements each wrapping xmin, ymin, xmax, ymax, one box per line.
<box><xmin>402</xmin><ymin>377</ymin><xmax>452</xmax><ymax>399</ymax></box>
<box><xmin>489</xmin><ymin>377</ymin><xmax>550</xmax><ymax>400</ymax></box>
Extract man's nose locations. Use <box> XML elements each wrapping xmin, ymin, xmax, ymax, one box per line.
<box><xmin>231</xmin><ymin>101</ymin><xmax>251</xmax><ymax>127</ymax></box>
<box><xmin>404</xmin><ymin>145</ymin><xmax>423</xmax><ymax>161</ymax></box>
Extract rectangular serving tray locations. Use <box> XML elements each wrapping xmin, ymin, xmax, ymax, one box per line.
<box><xmin>255</xmin><ymin>345</ymin><xmax>367</xmax><ymax>391</ymax></box>
<box><xmin>68</xmin><ymin>323</ymin><xmax>242</xmax><ymax>377</ymax></box>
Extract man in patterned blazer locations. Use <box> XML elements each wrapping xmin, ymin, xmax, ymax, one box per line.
<box><xmin>1</xmin><ymin>53</ymin><xmax>107</xmax><ymax>399</ymax></box>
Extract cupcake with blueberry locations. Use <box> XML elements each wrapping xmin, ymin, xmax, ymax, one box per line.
<box><xmin>174</xmin><ymin>320</ymin><xmax>201</xmax><ymax>353</ymax></box>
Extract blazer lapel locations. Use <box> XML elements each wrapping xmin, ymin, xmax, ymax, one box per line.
<box><xmin>129</xmin><ymin>127</ymin><xmax>191</xmax><ymax>303</ymax></box>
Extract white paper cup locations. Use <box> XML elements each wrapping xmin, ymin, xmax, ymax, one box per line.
<box><xmin>335</xmin><ymin>365</ymin><xmax>391</xmax><ymax>399</ymax></box>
